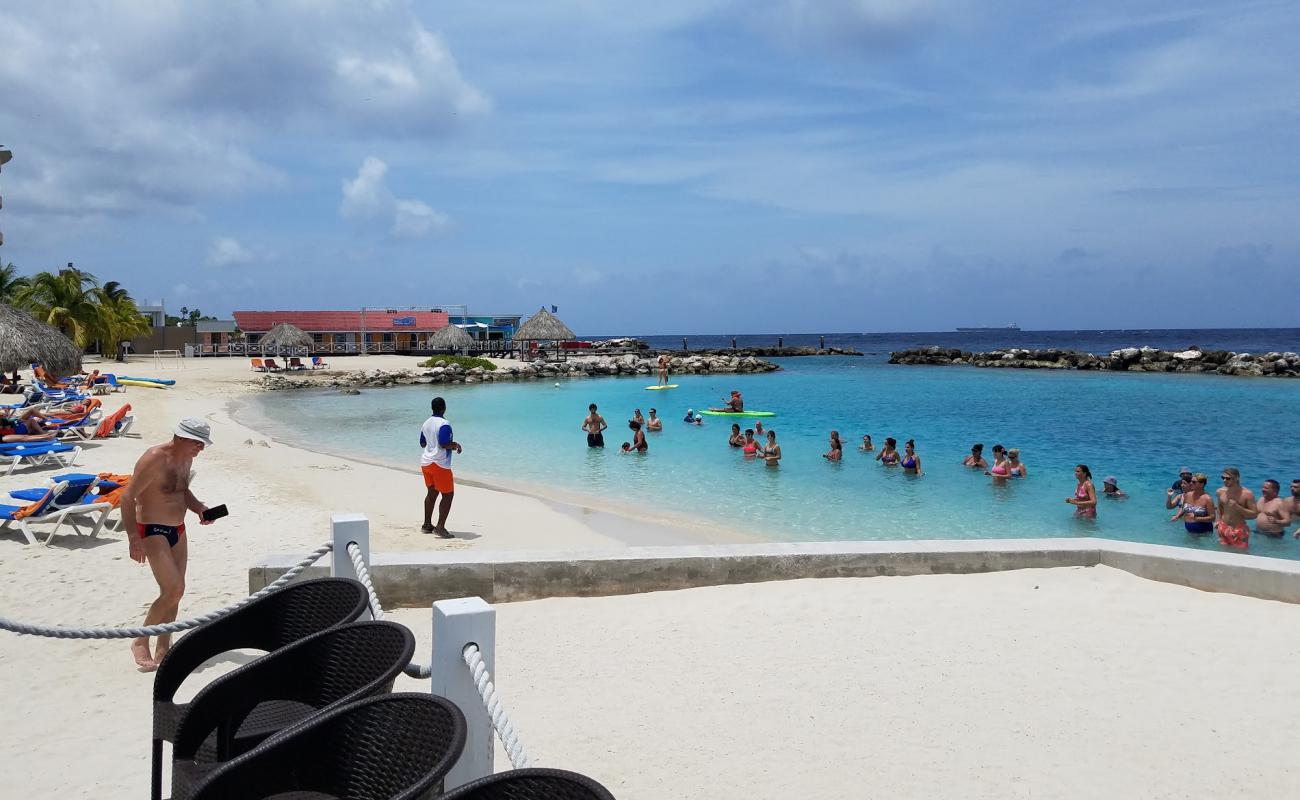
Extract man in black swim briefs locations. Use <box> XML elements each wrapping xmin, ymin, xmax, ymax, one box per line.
<box><xmin>119</xmin><ymin>418</ymin><xmax>220</xmax><ymax>671</ymax></box>
<box><xmin>582</xmin><ymin>403</ymin><xmax>607</xmax><ymax>447</ymax></box>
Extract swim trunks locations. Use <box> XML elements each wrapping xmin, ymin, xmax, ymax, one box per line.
<box><xmin>1215</xmin><ymin>519</ymin><xmax>1249</xmax><ymax>549</ymax></box>
<box><xmin>137</xmin><ymin>523</ymin><xmax>186</xmax><ymax>548</ymax></box>
<box><xmin>421</xmin><ymin>462</ymin><xmax>455</xmax><ymax>493</ymax></box>
<box><xmin>587</xmin><ymin>433</ymin><xmax>605</xmax><ymax>448</ymax></box>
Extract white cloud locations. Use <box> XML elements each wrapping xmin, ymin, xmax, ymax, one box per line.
<box><xmin>207</xmin><ymin>237</ymin><xmax>254</xmax><ymax>266</ymax></box>
<box><xmin>340</xmin><ymin>157</ymin><xmax>450</xmax><ymax>238</ymax></box>
<box><xmin>1</xmin><ymin>2</ymin><xmax>489</xmax><ymax>220</ymax></box>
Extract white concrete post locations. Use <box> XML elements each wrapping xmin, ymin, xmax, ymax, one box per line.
<box><xmin>432</xmin><ymin>597</ymin><xmax>497</xmax><ymax>789</ymax></box>
<box><xmin>330</xmin><ymin>513</ymin><xmax>372</xmax><ymax>619</ymax></box>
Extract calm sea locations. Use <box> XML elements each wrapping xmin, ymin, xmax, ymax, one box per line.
<box><xmin>243</xmin><ymin>328</ymin><xmax>1300</xmax><ymax>558</ymax></box>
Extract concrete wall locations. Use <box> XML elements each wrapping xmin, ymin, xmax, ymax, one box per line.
<box><xmin>250</xmin><ymin>537</ymin><xmax>1300</xmax><ymax>607</ymax></box>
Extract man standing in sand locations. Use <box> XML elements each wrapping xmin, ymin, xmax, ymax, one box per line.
<box><xmin>421</xmin><ymin>396</ymin><xmax>462</xmax><ymax>537</ymax></box>
<box><xmin>1255</xmin><ymin>480</ymin><xmax>1291</xmax><ymax>537</ymax></box>
<box><xmin>657</xmin><ymin>353</ymin><xmax>670</xmax><ymax>386</ymax></box>
<box><xmin>582</xmin><ymin>403</ymin><xmax>607</xmax><ymax>447</ymax></box>
<box><xmin>1215</xmin><ymin>466</ymin><xmax>1257</xmax><ymax>549</ymax></box>
<box><xmin>121</xmin><ymin>418</ymin><xmax>218</xmax><ymax>670</ymax></box>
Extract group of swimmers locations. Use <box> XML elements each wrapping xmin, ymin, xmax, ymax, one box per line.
<box><xmin>725</xmin><ymin>422</ymin><xmax>782</xmax><ymax>465</ymax></box>
<box><xmin>1160</xmin><ymin>468</ymin><xmax>1299</xmax><ymax>549</ymax></box>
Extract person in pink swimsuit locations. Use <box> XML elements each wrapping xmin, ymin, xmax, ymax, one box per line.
<box><xmin>1066</xmin><ymin>464</ymin><xmax>1097</xmax><ymax>518</ymax></box>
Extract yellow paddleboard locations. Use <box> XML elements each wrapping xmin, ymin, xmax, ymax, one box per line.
<box><xmin>118</xmin><ymin>378</ymin><xmax>167</xmax><ymax>389</ymax></box>
<box><xmin>645</xmin><ymin>384</ymin><xmax>680</xmax><ymax>390</ymax></box>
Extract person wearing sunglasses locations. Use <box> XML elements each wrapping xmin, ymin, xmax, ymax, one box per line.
<box><xmin>1215</xmin><ymin>466</ymin><xmax>1258</xmax><ymax>549</ymax></box>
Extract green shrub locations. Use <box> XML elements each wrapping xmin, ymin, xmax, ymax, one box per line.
<box><xmin>419</xmin><ymin>355</ymin><xmax>498</xmax><ymax>371</ymax></box>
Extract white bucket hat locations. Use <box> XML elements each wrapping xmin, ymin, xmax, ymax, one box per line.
<box><xmin>174</xmin><ymin>417</ymin><xmax>213</xmax><ymax>447</ymax></box>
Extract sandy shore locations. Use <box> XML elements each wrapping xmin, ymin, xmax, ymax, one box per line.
<box><xmin>2</xmin><ymin>356</ymin><xmax>1298</xmax><ymax>797</ymax></box>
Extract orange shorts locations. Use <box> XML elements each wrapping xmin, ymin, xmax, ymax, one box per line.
<box><xmin>421</xmin><ymin>462</ymin><xmax>454</xmax><ymax>493</ymax></box>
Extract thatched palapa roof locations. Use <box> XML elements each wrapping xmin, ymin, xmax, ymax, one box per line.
<box><xmin>0</xmin><ymin>303</ymin><xmax>83</xmax><ymax>377</ymax></box>
<box><xmin>260</xmin><ymin>322</ymin><xmax>314</xmax><ymax>350</ymax></box>
<box><xmin>428</xmin><ymin>323</ymin><xmax>475</xmax><ymax>349</ymax></box>
<box><xmin>514</xmin><ymin>307</ymin><xmax>575</xmax><ymax>341</ymax></box>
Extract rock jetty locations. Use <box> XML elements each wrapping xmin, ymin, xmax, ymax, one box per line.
<box><xmin>259</xmin><ymin>353</ymin><xmax>780</xmax><ymax>391</ymax></box>
<box><xmin>588</xmin><ymin>338</ymin><xmax>862</xmax><ymax>357</ymax></box>
<box><xmin>889</xmin><ymin>346</ymin><xmax>1300</xmax><ymax>377</ymax></box>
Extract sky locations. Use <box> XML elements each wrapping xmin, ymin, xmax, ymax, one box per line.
<box><xmin>2</xmin><ymin>1</ymin><xmax>1298</xmax><ymax>335</ymax></box>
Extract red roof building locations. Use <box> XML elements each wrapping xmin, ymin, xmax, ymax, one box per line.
<box><xmin>233</xmin><ymin>310</ymin><xmax>449</xmax><ymax>333</ymax></box>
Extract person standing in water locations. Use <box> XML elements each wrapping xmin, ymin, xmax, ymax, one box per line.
<box><xmin>962</xmin><ymin>443</ymin><xmax>986</xmax><ymax>469</ymax></box>
<box><xmin>646</xmin><ymin>408</ymin><xmax>662</xmax><ymax>431</ymax></box>
<box><xmin>421</xmin><ymin>396</ymin><xmax>463</xmax><ymax>538</ymax></box>
<box><xmin>1066</xmin><ymin>464</ymin><xmax>1097</xmax><ymax>518</ymax></box>
<box><xmin>1255</xmin><ymin>479</ymin><xmax>1291</xmax><ymax>537</ymax></box>
<box><xmin>763</xmin><ymin>429</ymin><xmax>781</xmax><ymax>466</ymax></box>
<box><xmin>859</xmin><ymin>434</ymin><xmax>874</xmax><ymax>452</ymax></box>
<box><xmin>876</xmin><ymin>437</ymin><xmax>899</xmax><ymax>466</ymax></box>
<box><xmin>823</xmin><ymin>431</ymin><xmax>842</xmax><ymax>461</ymax></box>
<box><xmin>582</xmin><ymin>403</ymin><xmax>607</xmax><ymax>448</ymax></box>
<box><xmin>1170</xmin><ymin>473</ymin><xmax>1214</xmax><ymax>535</ymax></box>
<box><xmin>629</xmin><ymin>420</ymin><xmax>648</xmax><ymax>452</ymax></box>
<box><xmin>741</xmin><ymin>429</ymin><xmax>760</xmax><ymax>457</ymax></box>
<box><xmin>728</xmin><ymin>423</ymin><xmax>744</xmax><ymax>447</ymax></box>
<box><xmin>1005</xmin><ymin>448</ymin><xmax>1028</xmax><ymax>477</ymax></box>
<box><xmin>1215</xmin><ymin>466</ymin><xmax>1257</xmax><ymax>549</ymax></box>
<box><xmin>901</xmin><ymin>439</ymin><xmax>923</xmax><ymax>475</ymax></box>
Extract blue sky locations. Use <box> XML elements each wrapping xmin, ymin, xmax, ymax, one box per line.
<box><xmin>2</xmin><ymin>1</ymin><xmax>1297</xmax><ymax>334</ymax></box>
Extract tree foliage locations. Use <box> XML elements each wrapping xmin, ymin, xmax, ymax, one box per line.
<box><xmin>7</xmin><ymin>264</ymin><xmax>151</xmax><ymax>355</ymax></box>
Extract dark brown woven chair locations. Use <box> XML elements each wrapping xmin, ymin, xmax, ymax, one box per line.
<box><xmin>151</xmin><ymin>577</ymin><xmax>368</xmax><ymax>800</ymax></box>
<box><xmin>186</xmin><ymin>693</ymin><xmax>466</xmax><ymax>800</ymax></box>
<box><xmin>439</xmin><ymin>768</ymin><xmax>617</xmax><ymax>799</ymax></box>
<box><xmin>169</xmin><ymin>620</ymin><xmax>415</xmax><ymax>800</ymax></box>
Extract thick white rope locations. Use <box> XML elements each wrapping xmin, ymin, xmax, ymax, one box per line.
<box><xmin>463</xmin><ymin>643</ymin><xmax>532</xmax><ymax>769</ymax></box>
<box><xmin>346</xmin><ymin>542</ymin><xmax>433</xmax><ymax>680</ymax></box>
<box><xmin>0</xmin><ymin>542</ymin><xmax>334</xmax><ymax>639</ymax></box>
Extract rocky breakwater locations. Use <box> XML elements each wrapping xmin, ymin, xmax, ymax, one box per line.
<box><xmin>651</xmin><ymin>346</ymin><xmax>864</xmax><ymax>358</ymax></box>
<box><xmin>889</xmin><ymin>346</ymin><xmax>1300</xmax><ymax>377</ymax></box>
<box><xmin>259</xmin><ymin>353</ymin><xmax>780</xmax><ymax>391</ymax></box>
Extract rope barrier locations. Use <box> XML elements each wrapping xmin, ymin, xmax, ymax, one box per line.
<box><xmin>346</xmin><ymin>541</ymin><xmax>432</xmax><ymax>680</ymax></box>
<box><xmin>0</xmin><ymin>542</ymin><xmax>334</xmax><ymax>639</ymax></box>
<box><xmin>464</xmin><ymin>643</ymin><xmax>532</xmax><ymax>770</ymax></box>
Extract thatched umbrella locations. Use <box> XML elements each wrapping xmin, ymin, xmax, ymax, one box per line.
<box><xmin>428</xmin><ymin>323</ymin><xmax>475</xmax><ymax>352</ymax></box>
<box><xmin>514</xmin><ymin>307</ymin><xmax>575</xmax><ymax>342</ymax></box>
<box><xmin>260</xmin><ymin>322</ymin><xmax>314</xmax><ymax>355</ymax></box>
<box><xmin>0</xmin><ymin>303</ymin><xmax>83</xmax><ymax>378</ymax></box>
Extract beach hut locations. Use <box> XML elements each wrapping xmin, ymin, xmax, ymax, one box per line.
<box><xmin>512</xmin><ymin>307</ymin><xmax>576</xmax><ymax>361</ymax></box>
<box><xmin>427</xmin><ymin>323</ymin><xmax>475</xmax><ymax>355</ymax></box>
<box><xmin>259</xmin><ymin>322</ymin><xmax>314</xmax><ymax>364</ymax></box>
<box><xmin>0</xmin><ymin>303</ymin><xmax>83</xmax><ymax>380</ymax></box>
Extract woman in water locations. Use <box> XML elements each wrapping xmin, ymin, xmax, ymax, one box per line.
<box><xmin>986</xmin><ymin>445</ymin><xmax>1010</xmax><ymax>480</ymax></box>
<box><xmin>823</xmin><ymin>431</ymin><xmax>842</xmax><ymax>461</ymax></box>
<box><xmin>1170</xmin><ymin>473</ymin><xmax>1215</xmax><ymax>535</ymax></box>
<box><xmin>875</xmin><ymin>437</ymin><xmax>900</xmax><ymax>466</ymax></box>
<box><xmin>629</xmin><ymin>408</ymin><xmax>645</xmax><ymax>427</ymax></box>
<box><xmin>628</xmin><ymin>421</ymin><xmax>648</xmax><ymax>453</ymax></box>
<box><xmin>1005</xmin><ymin>448</ymin><xmax>1028</xmax><ymax>477</ymax></box>
<box><xmin>1066</xmin><ymin>464</ymin><xmax>1097</xmax><ymax>518</ymax></box>
<box><xmin>728</xmin><ymin>423</ymin><xmax>744</xmax><ymax>447</ymax></box>
<box><xmin>859</xmin><ymin>434</ymin><xmax>874</xmax><ymax>452</ymax></box>
<box><xmin>741</xmin><ymin>429</ymin><xmax>760</xmax><ymax>457</ymax></box>
<box><xmin>763</xmin><ymin>430</ymin><xmax>781</xmax><ymax>466</ymax></box>
<box><xmin>901</xmin><ymin>439</ymin><xmax>923</xmax><ymax>475</ymax></box>
<box><xmin>962</xmin><ymin>443</ymin><xmax>987</xmax><ymax>469</ymax></box>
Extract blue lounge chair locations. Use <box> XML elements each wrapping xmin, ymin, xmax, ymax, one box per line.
<box><xmin>0</xmin><ymin>441</ymin><xmax>82</xmax><ymax>476</ymax></box>
<box><xmin>0</xmin><ymin>475</ymin><xmax>113</xmax><ymax>545</ymax></box>
<box><xmin>49</xmin><ymin>406</ymin><xmax>104</xmax><ymax>441</ymax></box>
<box><xmin>8</xmin><ymin>472</ymin><xmax>120</xmax><ymax>503</ymax></box>
<box><xmin>311</xmin><ymin>356</ymin><xmax>329</xmax><ymax>369</ymax></box>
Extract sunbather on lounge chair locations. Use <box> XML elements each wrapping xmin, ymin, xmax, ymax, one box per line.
<box><xmin>0</xmin><ymin>409</ymin><xmax>58</xmax><ymax>442</ymax></box>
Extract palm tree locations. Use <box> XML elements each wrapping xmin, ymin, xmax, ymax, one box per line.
<box><xmin>13</xmin><ymin>266</ymin><xmax>100</xmax><ymax>347</ymax></box>
<box><xmin>0</xmin><ymin>262</ymin><xmax>28</xmax><ymax>303</ymax></box>
<box><xmin>94</xmin><ymin>281</ymin><xmax>151</xmax><ymax>361</ymax></box>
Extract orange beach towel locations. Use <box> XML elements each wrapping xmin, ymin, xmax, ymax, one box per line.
<box><xmin>94</xmin><ymin>403</ymin><xmax>132</xmax><ymax>438</ymax></box>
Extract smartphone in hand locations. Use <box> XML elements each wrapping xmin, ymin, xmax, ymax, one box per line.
<box><xmin>201</xmin><ymin>504</ymin><xmax>229</xmax><ymax>522</ymax></box>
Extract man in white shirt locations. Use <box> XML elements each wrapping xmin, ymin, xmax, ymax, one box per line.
<box><xmin>420</xmin><ymin>396</ymin><xmax>462</xmax><ymax>537</ymax></box>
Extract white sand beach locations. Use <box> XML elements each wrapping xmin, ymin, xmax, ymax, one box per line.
<box><xmin>2</xmin><ymin>356</ymin><xmax>1298</xmax><ymax>798</ymax></box>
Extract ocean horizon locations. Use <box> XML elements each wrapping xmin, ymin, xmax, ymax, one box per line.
<box><xmin>243</xmin><ymin>326</ymin><xmax>1300</xmax><ymax>559</ymax></box>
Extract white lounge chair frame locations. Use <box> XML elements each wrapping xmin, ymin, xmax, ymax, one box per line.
<box><xmin>2</xmin><ymin>444</ymin><xmax>82</xmax><ymax>476</ymax></box>
<box><xmin>1</xmin><ymin>479</ymin><xmax>113</xmax><ymax>546</ymax></box>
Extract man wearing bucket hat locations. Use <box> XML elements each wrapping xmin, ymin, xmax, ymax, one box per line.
<box><xmin>120</xmin><ymin>417</ymin><xmax>219</xmax><ymax>671</ymax></box>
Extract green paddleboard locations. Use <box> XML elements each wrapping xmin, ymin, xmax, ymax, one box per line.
<box><xmin>698</xmin><ymin>409</ymin><xmax>776</xmax><ymax>417</ymax></box>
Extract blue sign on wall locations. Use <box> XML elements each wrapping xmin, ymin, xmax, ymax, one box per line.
<box><xmin>392</xmin><ymin>316</ymin><xmax>416</xmax><ymax>327</ymax></box>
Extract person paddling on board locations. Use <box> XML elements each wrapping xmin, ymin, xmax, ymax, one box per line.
<box><xmin>709</xmin><ymin>390</ymin><xmax>744</xmax><ymax>413</ymax></box>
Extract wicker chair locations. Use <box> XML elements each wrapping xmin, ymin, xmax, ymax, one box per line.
<box><xmin>439</xmin><ymin>768</ymin><xmax>617</xmax><ymax>799</ymax></box>
<box><xmin>170</xmin><ymin>620</ymin><xmax>415</xmax><ymax>800</ymax></box>
<box><xmin>186</xmin><ymin>693</ymin><xmax>466</xmax><ymax>800</ymax></box>
<box><xmin>151</xmin><ymin>577</ymin><xmax>369</xmax><ymax>800</ymax></box>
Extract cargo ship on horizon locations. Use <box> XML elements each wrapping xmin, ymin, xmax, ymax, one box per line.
<box><xmin>955</xmin><ymin>324</ymin><xmax>1021</xmax><ymax>332</ymax></box>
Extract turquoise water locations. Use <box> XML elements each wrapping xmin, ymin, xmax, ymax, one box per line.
<box><xmin>245</xmin><ymin>358</ymin><xmax>1300</xmax><ymax>557</ymax></box>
